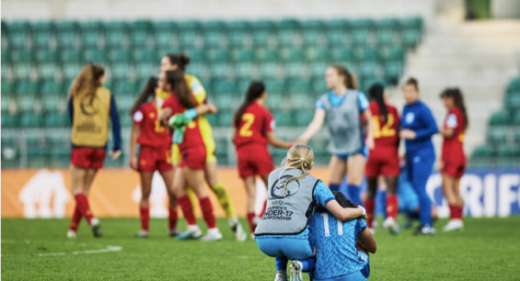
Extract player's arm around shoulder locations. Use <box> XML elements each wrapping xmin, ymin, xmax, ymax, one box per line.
<box><xmin>325</xmin><ymin>200</ymin><xmax>365</xmax><ymax>221</ymax></box>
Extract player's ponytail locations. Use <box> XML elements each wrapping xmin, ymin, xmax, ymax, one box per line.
<box><xmin>278</xmin><ymin>144</ymin><xmax>314</xmax><ymax>198</ymax></box>
<box><xmin>165</xmin><ymin>69</ymin><xmax>194</xmax><ymax>109</ymax></box>
<box><xmin>234</xmin><ymin>81</ymin><xmax>265</xmax><ymax>128</ymax></box>
<box><xmin>129</xmin><ymin>76</ymin><xmax>158</xmax><ymax>116</ymax></box>
<box><xmin>69</xmin><ymin>63</ymin><xmax>104</xmax><ymax>98</ymax></box>
<box><xmin>368</xmin><ymin>83</ymin><xmax>388</xmax><ymax>124</ymax></box>
<box><xmin>440</xmin><ymin>88</ymin><xmax>469</xmax><ymax>131</ymax></box>
<box><xmin>331</xmin><ymin>64</ymin><xmax>358</xmax><ymax>90</ymax></box>
<box><xmin>166</xmin><ymin>53</ymin><xmax>191</xmax><ymax>71</ymax></box>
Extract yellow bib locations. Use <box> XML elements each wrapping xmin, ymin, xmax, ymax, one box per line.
<box><xmin>71</xmin><ymin>87</ymin><xmax>111</xmax><ymax>147</ymax></box>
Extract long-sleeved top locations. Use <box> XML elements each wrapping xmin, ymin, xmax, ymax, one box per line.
<box><xmin>68</xmin><ymin>93</ymin><xmax>121</xmax><ymax>151</ymax></box>
<box><xmin>400</xmin><ymin>100</ymin><xmax>438</xmax><ymax>156</ymax></box>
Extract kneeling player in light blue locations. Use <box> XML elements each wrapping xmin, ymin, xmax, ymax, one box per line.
<box><xmin>293</xmin><ymin>191</ymin><xmax>376</xmax><ymax>281</ymax></box>
<box><xmin>255</xmin><ymin>145</ymin><xmax>366</xmax><ymax>281</ymax></box>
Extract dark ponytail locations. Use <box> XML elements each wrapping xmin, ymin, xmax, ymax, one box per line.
<box><xmin>440</xmin><ymin>88</ymin><xmax>469</xmax><ymax>131</ymax></box>
<box><xmin>331</xmin><ymin>64</ymin><xmax>358</xmax><ymax>90</ymax></box>
<box><xmin>234</xmin><ymin>81</ymin><xmax>265</xmax><ymax>127</ymax></box>
<box><xmin>129</xmin><ymin>77</ymin><xmax>158</xmax><ymax>115</ymax></box>
<box><xmin>405</xmin><ymin>77</ymin><xmax>419</xmax><ymax>91</ymax></box>
<box><xmin>316</xmin><ymin>191</ymin><xmax>357</xmax><ymax>213</ymax></box>
<box><xmin>368</xmin><ymin>83</ymin><xmax>388</xmax><ymax>124</ymax></box>
<box><xmin>165</xmin><ymin>69</ymin><xmax>194</xmax><ymax>109</ymax></box>
<box><xmin>166</xmin><ymin>53</ymin><xmax>191</xmax><ymax>71</ymax></box>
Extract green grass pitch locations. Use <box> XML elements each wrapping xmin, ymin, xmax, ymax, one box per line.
<box><xmin>2</xmin><ymin>217</ymin><xmax>520</xmax><ymax>280</ymax></box>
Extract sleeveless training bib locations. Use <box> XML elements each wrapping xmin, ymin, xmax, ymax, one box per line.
<box><xmin>71</xmin><ymin>87</ymin><xmax>111</xmax><ymax>148</ymax></box>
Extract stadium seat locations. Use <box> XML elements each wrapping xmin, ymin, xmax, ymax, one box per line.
<box><xmin>55</xmin><ymin>21</ymin><xmax>80</xmax><ymax>49</ymax></box>
<box><xmin>301</xmin><ymin>20</ymin><xmax>325</xmax><ymax>47</ymax></box>
<box><xmin>11</xmin><ymin>49</ymin><xmax>34</xmax><ymax>80</ymax></box>
<box><xmin>108</xmin><ymin>62</ymin><xmax>133</xmax><ymax>80</ymax></box>
<box><xmin>350</xmin><ymin>19</ymin><xmax>373</xmax><ymax>46</ymax></box>
<box><xmin>489</xmin><ymin>111</ymin><xmax>512</xmax><ymax>126</ymax></box>
<box><xmin>60</xmin><ymin>49</ymin><xmax>84</xmax><ymax>80</ymax></box>
<box><xmin>6</xmin><ymin>21</ymin><xmax>31</xmax><ymax>49</ymax></box>
<box><xmin>400</xmin><ymin>17</ymin><xmax>423</xmax><ymax>48</ymax></box>
<box><xmin>83</xmin><ymin>48</ymin><xmax>108</xmax><ymax>63</ymax></box>
<box><xmin>202</xmin><ymin>20</ymin><xmax>227</xmax><ymax>48</ymax></box>
<box><xmin>274</xmin><ymin>110</ymin><xmax>293</xmax><ymax>127</ymax></box>
<box><xmin>1</xmin><ymin>92</ymin><xmax>13</xmax><ymax>112</ymax></box>
<box><xmin>252</xmin><ymin>20</ymin><xmax>275</xmax><ymax>47</ymax></box>
<box><xmin>20</xmin><ymin>112</ymin><xmax>43</xmax><ymax>128</ymax></box>
<box><xmin>311</xmin><ymin>78</ymin><xmax>327</xmax><ymax>96</ymax></box>
<box><xmin>208</xmin><ymin>49</ymin><xmax>232</xmax><ymax>79</ymax></box>
<box><xmin>276</xmin><ymin>19</ymin><xmax>300</xmax><ymax>47</ymax></box>
<box><xmin>40</xmin><ymin>81</ymin><xmax>65</xmax><ymax>112</ymax></box>
<box><xmin>1</xmin><ymin>112</ymin><xmax>19</xmax><ymax>128</ymax></box>
<box><xmin>105</xmin><ymin>21</ymin><xmax>129</xmax><ymax>49</ymax></box>
<box><xmin>514</xmin><ymin>130</ymin><xmax>520</xmax><ymax>143</ymax></box>
<box><xmin>36</xmin><ymin>50</ymin><xmax>60</xmax><ymax>80</ymax></box>
<box><xmin>79</xmin><ymin>21</ymin><xmax>104</xmax><ymax>49</ymax></box>
<box><xmin>258</xmin><ymin>49</ymin><xmax>281</xmax><ymax>79</ymax></box>
<box><xmin>227</xmin><ymin>20</ymin><xmax>251</xmax><ymax>47</ymax></box>
<box><xmin>514</xmin><ymin>111</ymin><xmax>520</xmax><ymax>125</ymax></box>
<box><xmin>1</xmin><ymin>135</ymin><xmax>19</xmax><ymax>169</ymax></box>
<box><xmin>233</xmin><ymin>49</ymin><xmax>256</xmax><ymax>79</ymax></box>
<box><xmin>375</xmin><ymin>18</ymin><xmax>398</xmax><ymax>45</ymax></box>
<box><xmin>152</xmin><ymin>21</ymin><xmax>178</xmax><ymax>49</ymax></box>
<box><xmin>118</xmin><ymin>110</ymin><xmax>133</xmax><ymax>127</ymax></box>
<box><xmin>48</xmin><ymin>149</ymin><xmax>71</xmax><ymax>168</ymax></box>
<box><xmin>325</xmin><ymin>19</ymin><xmax>348</xmax><ymax>46</ymax></box>
<box><xmin>486</xmin><ymin>128</ymin><xmax>508</xmax><ymax>144</ymax></box>
<box><xmin>264</xmin><ymin>80</ymin><xmax>285</xmax><ymax>109</ymax></box>
<box><xmin>505</xmin><ymin>94</ymin><xmax>520</xmax><ymax>111</ymax></box>
<box><xmin>32</xmin><ymin>21</ymin><xmax>55</xmax><ymax>49</ymax></box>
<box><xmin>331</xmin><ymin>48</ymin><xmax>355</xmax><ymax>64</ymax></box>
<box><xmin>130</xmin><ymin>20</ymin><xmax>152</xmax><ymax>48</ymax></box>
<box><xmin>44</xmin><ymin>112</ymin><xmax>69</xmax><ymax>128</ymax></box>
<box><xmin>217</xmin><ymin>111</ymin><xmax>234</xmax><ymax>127</ymax></box>
<box><xmin>15</xmin><ymin>82</ymin><xmax>39</xmax><ymax>112</ymax></box>
<box><xmin>507</xmin><ymin>78</ymin><xmax>520</xmax><ymax>93</ymax></box>
<box><xmin>284</xmin><ymin>49</ymin><xmax>307</xmax><ymax>79</ymax></box>
<box><xmin>383</xmin><ymin>60</ymin><xmax>404</xmax><ymax>85</ymax></box>
<box><xmin>178</xmin><ymin>20</ymin><xmax>202</xmax><ymax>49</ymax></box>
<box><xmin>108</xmin><ymin>48</ymin><xmax>132</xmax><ymax>63</ymax></box>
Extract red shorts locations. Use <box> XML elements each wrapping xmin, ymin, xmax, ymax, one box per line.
<box><xmin>441</xmin><ymin>162</ymin><xmax>466</xmax><ymax>179</ymax></box>
<box><xmin>179</xmin><ymin>146</ymin><xmax>207</xmax><ymax>170</ymax></box>
<box><xmin>365</xmin><ymin>147</ymin><xmax>399</xmax><ymax>177</ymax></box>
<box><xmin>71</xmin><ymin>147</ymin><xmax>106</xmax><ymax>169</ymax></box>
<box><xmin>237</xmin><ymin>145</ymin><xmax>274</xmax><ymax>178</ymax></box>
<box><xmin>138</xmin><ymin>145</ymin><xmax>173</xmax><ymax>173</ymax></box>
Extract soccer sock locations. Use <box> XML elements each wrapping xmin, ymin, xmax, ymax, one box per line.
<box><xmin>275</xmin><ymin>256</ymin><xmax>288</xmax><ymax>271</ymax></box>
<box><xmin>347</xmin><ymin>184</ymin><xmax>363</xmax><ymax>206</ymax></box>
<box><xmin>186</xmin><ymin>188</ymin><xmax>199</xmax><ymax>216</ymax></box>
<box><xmin>386</xmin><ymin>194</ymin><xmax>399</xmax><ymax>219</ymax></box>
<box><xmin>301</xmin><ymin>257</ymin><xmax>315</xmax><ymax>272</ymax></box>
<box><xmin>260</xmin><ymin>200</ymin><xmax>267</xmax><ymax>217</ymax></box>
<box><xmin>378</xmin><ymin>190</ymin><xmax>387</xmax><ymax>217</ymax></box>
<box><xmin>448</xmin><ymin>204</ymin><xmax>456</xmax><ymax>220</ymax></box>
<box><xmin>69</xmin><ymin>204</ymin><xmax>82</xmax><ymax>232</ymax></box>
<box><xmin>364</xmin><ymin>198</ymin><xmax>375</xmax><ymax>229</ymax></box>
<box><xmin>139</xmin><ymin>207</ymin><xmax>150</xmax><ymax>232</ymax></box>
<box><xmin>178</xmin><ymin>195</ymin><xmax>197</xmax><ymax>226</ymax></box>
<box><xmin>247</xmin><ymin>212</ymin><xmax>256</xmax><ymax>233</ymax></box>
<box><xmin>75</xmin><ymin>193</ymin><xmax>94</xmax><ymax>225</ymax></box>
<box><xmin>329</xmin><ymin>183</ymin><xmax>341</xmax><ymax>192</ymax></box>
<box><xmin>457</xmin><ymin>205</ymin><xmax>464</xmax><ymax>220</ymax></box>
<box><xmin>199</xmin><ymin>197</ymin><xmax>217</xmax><ymax>229</ymax></box>
<box><xmin>211</xmin><ymin>183</ymin><xmax>235</xmax><ymax>219</ymax></box>
<box><xmin>168</xmin><ymin>207</ymin><xmax>178</xmax><ymax>230</ymax></box>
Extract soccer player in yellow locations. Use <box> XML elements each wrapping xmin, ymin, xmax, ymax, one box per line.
<box><xmin>158</xmin><ymin>53</ymin><xmax>246</xmax><ymax>241</ymax></box>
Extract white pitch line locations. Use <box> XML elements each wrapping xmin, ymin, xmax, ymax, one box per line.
<box><xmin>38</xmin><ymin>245</ymin><xmax>122</xmax><ymax>257</ymax></box>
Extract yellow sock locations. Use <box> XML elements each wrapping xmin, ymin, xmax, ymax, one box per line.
<box><xmin>211</xmin><ymin>183</ymin><xmax>235</xmax><ymax>219</ymax></box>
<box><xmin>186</xmin><ymin>187</ymin><xmax>199</xmax><ymax>215</ymax></box>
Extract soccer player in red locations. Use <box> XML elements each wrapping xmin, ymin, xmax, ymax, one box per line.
<box><xmin>129</xmin><ymin>77</ymin><xmax>180</xmax><ymax>238</ymax></box>
<box><xmin>159</xmin><ymin>69</ymin><xmax>222</xmax><ymax>241</ymax></box>
<box><xmin>232</xmin><ymin>81</ymin><xmax>293</xmax><ymax>236</ymax></box>
<box><xmin>364</xmin><ymin>83</ymin><xmax>401</xmax><ymax>234</ymax></box>
<box><xmin>439</xmin><ymin>88</ymin><xmax>468</xmax><ymax>232</ymax></box>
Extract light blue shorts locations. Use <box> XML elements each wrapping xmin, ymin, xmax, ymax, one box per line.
<box><xmin>334</xmin><ymin>144</ymin><xmax>369</xmax><ymax>162</ymax></box>
<box><xmin>255</xmin><ymin>236</ymin><xmax>313</xmax><ymax>261</ymax></box>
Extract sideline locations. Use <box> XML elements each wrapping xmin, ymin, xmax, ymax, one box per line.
<box><xmin>38</xmin><ymin>245</ymin><xmax>122</xmax><ymax>257</ymax></box>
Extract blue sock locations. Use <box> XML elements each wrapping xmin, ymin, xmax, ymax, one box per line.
<box><xmin>301</xmin><ymin>257</ymin><xmax>315</xmax><ymax>272</ymax></box>
<box><xmin>275</xmin><ymin>256</ymin><xmax>288</xmax><ymax>271</ymax></box>
<box><xmin>329</xmin><ymin>183</ymin><xmax>340</xmax><ymax>192</ymax></box>
<box><xmin>377</xmin><ymin>190</ymin><xmax>387</xmax><ymax>217</ymax></box>
<box><xmin>347</xmin><ymin>184</ymin><xmax>363</xmax><ymax>206</ymax></box>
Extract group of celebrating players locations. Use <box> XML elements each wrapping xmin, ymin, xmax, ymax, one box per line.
<box><xmin>64</xmin><ymin>50</ymin><xmax>468</xmax><ymax>279</ymax></box>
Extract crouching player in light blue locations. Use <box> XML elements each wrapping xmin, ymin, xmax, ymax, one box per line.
<box><xmin>255</xmin><ymin>145</ymin><xmax>366</xmax><ymax>281</ymax></box>
<box><xmin>292</xmin><ymin>191</ymin><xmax>376</xmax><ymax>281</ymax></box>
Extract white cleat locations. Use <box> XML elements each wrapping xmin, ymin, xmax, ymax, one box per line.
<box><xmin>383</xmin><ymin>217</ymin><xmax>400</xmax><ymax>235</ymax></box>
<box><xmin>443</xmin><ymin>220</ymin><xmax>464</xmax><ymax>232</ymax></box>
<box><xmin>90</xmin><ymin>218</ymin><xmax>102</xmax><ymax>237</ymax></box>
<box><xmin>274</xmin><ymin>270</ymin><xmax>288</xmax><ymax>281</ymax></box>
<box><xmin>176</xmin><ymin>226</ymin><xmax>203</xmax><ymax>240</ymax></box>
<box><xmin>229</xmin><ymin>217</ymin><xmax>247</xmax><ymax>242</ymax></box>
<box><xmin>135</xmin><ymin>230</ymin><xmax>149</xmax><ymax>238</ymax></box>
<box><xmin>67</xmin><ymin>230</ymin><xmax>77</xmax><ymax>238</ymax></box>
<box><xmin>251</xmin><ymin>233</ymin><xmax>256</xmax><ymax>240</ymax></box>
<box><xmin>414</xmin><ymin>225</ymin><xmax>436</xmax><ymax>236</ymax></box>
<box><xmin>289</xmin><ymin>261</ymin><xmax>303</xmax><ymax>281</ymax></box>
<box><xmin>168</xmin><ymin>228</ymin><xmax>183</xmax><ymax>237</ymax></box>
<box><xmin>200</xmin><ymin>229</ymin><xmax>223</xmax><ymax>241</ymax></box>
<box><xmin>369</xmin><ymin>228</ymin><xmax>376</xmax><ymax>235</ymax></box>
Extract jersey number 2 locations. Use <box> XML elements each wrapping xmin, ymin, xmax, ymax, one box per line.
<box><xmin>372</xmin><ymin>114</ymin><xmax>395</xmax><ymax>138</ymax></box>
<box><xmin>239</xmin><ymin>113</ymin><xmax>255</xmax><ymax>137</ymax></box>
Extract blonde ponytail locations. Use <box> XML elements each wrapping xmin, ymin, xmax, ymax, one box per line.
<box><xmin>278</xmin><ymin>144</ymin><xmax>314</xmax><ymax>197</ymax></box>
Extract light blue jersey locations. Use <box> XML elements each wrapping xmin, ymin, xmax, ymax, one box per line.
<box><xmin>310</xmin><ymin>212</ymin><xmax>368</xmax><ymax>280</ymax></box>
<box><xmin>316</xmin><ymin>91</ymin><xmax>369</xmax><ymax>111</ymax></box>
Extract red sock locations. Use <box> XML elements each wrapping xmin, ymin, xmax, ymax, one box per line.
<box><xmin>140</xmin><ymin>207</ymin><xmax>150</xmax><ymax>231</ymax></box>
<box><xmin>168</xmin><ymin>207</ymin><xmax>178</xmax><ymax>230</ymax></box>
<box><xmin>448</xmin><ymin>204</ymin><xmax>457</xmax><ymax>220</ymax></box>
<box><xmin>247</xmin><ymin>212</ymin><xmax>256</xmax><ymax>233</ymax></box>
<box><xmin>69</xmin><ymin>204</ymin><xmax>82</xmax><ymax>231</ymax></box>
<box><xmin>178</xmin><ymin>195</ymin><xmax>197</xmax><ymax>226</ymax></box>
<box><xmin>455</xmin><ymin>205</ymin><xmax>464</xmax><ymax>220</ymax></box>
<box><xmin>386</xmin><ymin>194</ymin><xmax>399</xmax><ymax>219</ymax></box>
<box><xmin>75</xmin><ymin>194</ymin><xmax>94</xmax><ymax>225</ymax></box>
<box><xmin>364</xmin><ymin>198</ymin><xmax>375</xmax><ymax>229</ymax></box>
<box><xmin>199</xmin><ymin>197</ymin><xmax>217</xmax><ymax>229</ymax></box>
<box><xmin>259</xmin><ymin>200</ymin><xmax>267</xmax><ymax>217</ymax></box>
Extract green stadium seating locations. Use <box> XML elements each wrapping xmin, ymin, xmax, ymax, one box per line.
<box><xmin>105</xmin><ymin>21</ymin><xmax>128</xmax><ymax>48</ymax></box>
<box><xmin>55</xmin><ymin>21</ymin><xmax>79</xmax><ymax>49</ymax></box>
<box><xmin>20</xmin><ymin>112</ymin><xmax>43</xmax><ymax>128</ymax></box>
<box><xmin>227</xmin><ymin>21</ymin><xmax>250</xmax><ymax>47</ymax></box>
<box><xmin>130</xmin><ymin>20</ymin><xmax>152</xmax><ymax>47</ymax></box>
<box><xmin>11</xmin><ymin>49</ymin><xmax>34</xmax><ymax>80</ymax></box>
<box><xmin>40</xmin><ymin>81</ymin><xmax>65</xmax><ymax>112</ymax></box>
<box><xmin>15</xmin><ymin>82</ymin><xmax>39</xmax><ymax>112</ymax></box>
<box><xmin>118</xmin><ymin>110</ymin><xmax>133</xmax><ymax>127</ymax></box>
<box><xmin>400</xmin><ymin>17</ymin><xmax>423</xmax><ymax>48</ymax></box>
<box><xmin>1</xmin><ymin>21</ymin><xmax>8</xmax><ymax>51</ymax></box>
<box><xmin>489</xmin><ymin>111</ymin><xmax>512</xmax><ymax>126</ymax></box>
<box><xmin>179</xmin><ymin>21</ymin><xmax>202</xmax><ymax>49</ymax></box>
<box><xmin>350</xmin><ymin>19</ymin><xmax>373</xmax><ymax>46</ymax></box>
<box><xmin>83</xmin><ymin>48</ymin><xmax>108</xmax><ymax>63</ymax></box>
<box><xmin>108</xmin><ymin>49</ymin><xmax>132</xmax><ymax>62</ymax></box>
<box><xmin>152</xmin><ymin>21</ymin><xmax>178</xmax><ymax>48</ymax></box>
<box><xmin>202</xmin><ymin>20</ymin><xmax>226</xmax><ymax>47</ymax></box>
<box><xmin>1</xmin><ymin>112</ymin><xmax>19</xmax><ymax>128</ymax></box>
<box><xmin>514</xmin><ymin>111</ymin><xmax>520</xmax><ymax>125</ymax></box>
<box><xmin>276</xmin><ymin>19</ymin><xmax>300</xmax><ymax>47</ymax></box>
<box><xmin>32</xmin><ymin>21</ymin><xmax>55</xmax><ymax>49</ymax></box>
<box><xmin>1</xmin><ymin>135</ymin><xmax>20</xmax><ymax>169</ymax></box>
<box><xmin>375</xmin><ymin>18</ymin><xmax>398</xmax><ymax>45</ymax></box>
<box><xmin>79</xmin><ymin>21</ymin><xmax>104</xmax><ymax>49</ymax></box>
<box><xmin>274</xmin><ymin>110</ymin><xmax>293</xmax><ymax>127</ymax></box>
<box><xmin>208</xmin><ymin>49</ymin><xmax>232</xmax><ymax>79</ymax></box>
<box><xmin>332</xmin><ymin>48</ymin><xmax>355</xmax><ymax>63</ymax></box>
<box><xmin>301</xmin><ymin>20</ymin><xmax>325</xmax><ymax>47</ymax></box>
<box><xmin>36</xmin><ymin>50</ymin><xmax>60</xmax><ymax>80</ymax></box>
<box><xmin>486</xmin><ymin>128</ymin><xmax>508</xmax><ymax>144</ymax></box>
<box><xmin>217</xmin><ymin>111</ymin><xmax>234</xmax><ymax>127</ymax></box>
<box><xmin>258</xmin><ymin>49</ymin><xmax>281</xmax><ymax>79</ymax></box>
<box><xmin>252</xmin><ymin>20</ymin><xmax>275</xmax><ymax>47</ymax></box>
<box><xmin>505</xmin><ymin>94</ymin><xmax>520</xmax><ymax>110</ymax></box>
<box><xmin>507</xmin><ymin>78</ymin><xmax>520</xmax><ymax>93</ymax></box>
<box><xmin>233</xmin><ymin>49</ymin><xmax>256</xmax><ymax>79</ymax></box>
<box><xmin>284</xmin><ymin>49</ymin><xmax>306</xmax><ymax>79</ymax></box>
<box><xmin>6</xmin><ymin>21</ymin><xmax>31</xmax><ymax>49</ymax></box>
<box><xmin>325</xmin><ymin>19</ymin><xmax>348</xmax><ymax>46</ymax></box>
<box><xmin>44</xmin><ymin>112</ymin><xmax>69</xmax><ymax>128</ymax></box>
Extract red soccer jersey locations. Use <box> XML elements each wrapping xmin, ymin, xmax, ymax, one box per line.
<box><xmin>234</xmin><ymin>102</ymin><xmax>275</xmax><ymax>149</ymax></box>
<box><xmin>133</xmin><ymin>102</ymin><xmax>172</xmax><ymax>149</ymax></box>
<box><xmin>161</xmin><ymin>94</ymin><xmax>205</xmax><ymax>150</ymax></box>
<box><xmin>370</xmin><ymin>101</ymin><xmax>400</xmax><ymax>149</ymax></box>
<box><xmin>442</xmin><ymin>107</ymin><xmax>466</xmax><ymax>164</ymax></box>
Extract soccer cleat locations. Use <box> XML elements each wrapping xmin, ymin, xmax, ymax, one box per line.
<box><xmin>369</xmin><ymin>228</ymin><xmax>376</xmax><ymax>235</ymax></box>
<box><xmin>274</xmin><ymin>270</ymin><xmax>288</xmax><ymax>281</ymax></box>
<box><xmin>289</xmin><ymin>261</ymin><xmax>303</xmax><ymax>281</ymax></box>
<box><xmin>251</xmin><ymin>233</ymin><xmax>256</xmax><ymax>240</ymax></box>
<box><xmin>168</xmin><ymin>228</ymin><xmax>183</xmax><ymax>237</ymax></box>
<box><xmin>90</xmin><ymin>218</ymin><xmax>102</xmax><ymax>237</ymax></box>
<box><xmin>230</xmin><ymin>221</ymin><xmax>247</xmax><ymax>242</ymax></box>
<box><xmin>383</xmin><ymin>217</ymin><xmax>400</xmax><ymax>235</ymax></box>
<box><xmin>135</xmin><ymin>230</ymin><xmax>149</xmax><ymax>238</ymax></box>
<box><xmin>176</xmin><ymin>228</ymin><xmax>203</xmax><ymax>240</ymax></box>
<box><xmin>414</xmin><ymin>225</ymin><xmax>436</xmax><ymax>236</ymax></box>
<box><xmin>443</xmin><ymin>220</ymin><xmax>464</xmax><ymax>232</ymax></box>
<box><xmin>200</xmin><ymin>229</ymin><xmax>223</xmax><ymax>241</ymax></box>
<box><xmin>67</xmin><ymin>230</ymin><xmax>77</xmax><ymax>238</ymax></box>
